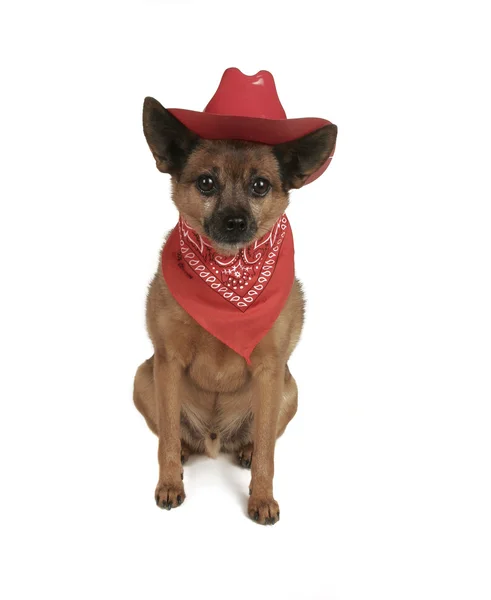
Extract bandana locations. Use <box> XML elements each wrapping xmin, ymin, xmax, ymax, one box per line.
<box><xmin>161</xmin><ymin>214</ymin><xmax>295</xmax><ymax>363</ymax></box>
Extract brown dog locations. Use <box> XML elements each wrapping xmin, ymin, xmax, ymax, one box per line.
<box><xmin>134</xmin><ymin>97</ymin><xmax>337</xmax><ymax>524</ymax></box>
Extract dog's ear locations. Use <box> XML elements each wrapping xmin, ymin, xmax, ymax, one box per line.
<box><xmin>273</xmin><ymin>124</ymin><xmax>337</xmax><ymax>190</ymax></box>
<box><xmin>142</xmin><ymin>97</ymin><xmax>199</xmax><ymax>175</ymax></box>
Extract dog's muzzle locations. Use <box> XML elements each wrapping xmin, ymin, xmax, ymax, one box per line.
<box><xmin>205</xmin><ymin>209</ymin><xmax>257</xmax><ymax>246</ymax></box>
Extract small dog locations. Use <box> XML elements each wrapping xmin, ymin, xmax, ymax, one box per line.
<box><xmin>134</xmin><ymin>72</ymin><xmax>337</xmax><ymax>524</ymax></box>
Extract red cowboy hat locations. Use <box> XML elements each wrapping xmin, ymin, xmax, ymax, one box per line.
<box><xmin>167</xmin><ymin>67</ymin><xmax>336</xmax><ymax>186</ymax></box>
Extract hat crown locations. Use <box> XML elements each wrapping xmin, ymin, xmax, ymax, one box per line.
<box><xmin>204</xmin><ymin>68</ymin><xmax>287</xmax><ymax>120</ymax></box>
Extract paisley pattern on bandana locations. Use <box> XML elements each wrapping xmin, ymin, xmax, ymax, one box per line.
<box><xmin>179</xmin><ymin>215</ymin><xmax>288</xmax><ymax>312</ymax></box>
<box><xmin>161</xmin><ymin>213</ymin><xmax>295</xmax><ymax>362</ymax></box>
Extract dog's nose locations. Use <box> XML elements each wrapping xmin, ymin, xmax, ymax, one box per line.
<box><xmin>224</xmin><ymin>216</ymin><xmax>247</xmax><ymax>232</ymax></box>
<box><xmin>204</xmin><ymin>209</ymin><xmax>256</xmax><ymax>244</ymax></box>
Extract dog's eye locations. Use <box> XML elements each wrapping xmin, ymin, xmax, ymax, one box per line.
<box><xmin>252</xmin><ymin>177</ymin><xmax>271</xmax><ymax>197</ymax></box>
<box><xmin>197</xmin><ymin>175</ymin><xmax>216</xmax><ymax>194</ymax></box>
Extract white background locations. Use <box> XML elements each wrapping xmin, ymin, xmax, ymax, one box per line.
<box><xmin>1</xmin><ymin>1</ymin><xmax>490</xmax><ymax>599</ymax></box>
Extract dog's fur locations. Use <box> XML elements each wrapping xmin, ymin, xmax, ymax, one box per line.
<box><xmin>134</xmin><ymin>97</ymin><xmax>337</xmax><ymax>524</ymax></box>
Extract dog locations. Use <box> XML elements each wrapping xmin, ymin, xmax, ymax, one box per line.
<box><xmin>134</xmin><ymin>71</ymin><xmax>337</xmax><ymax>525</ymax></box>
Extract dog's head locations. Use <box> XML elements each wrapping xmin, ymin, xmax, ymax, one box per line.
<box><xmin>143</xmin><ymin>97</ymin><xmax>337</xmax><ymax>253</ymax></box>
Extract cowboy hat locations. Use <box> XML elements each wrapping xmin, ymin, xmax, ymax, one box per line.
<box><xmin>165</xmin><ymin>67</ymin><xmax>336</xmax><ymax>186</ymax></box>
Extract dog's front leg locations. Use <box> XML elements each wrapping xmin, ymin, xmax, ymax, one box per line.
<box><xmin>248</xmin><ymin>363</ymin><xmax>283</xmax><ymax>525</ymax></box>
<box><xmin>153</xmin><ymin>351</ymin><xmax>185</xmax><ymax>509</ymax></box>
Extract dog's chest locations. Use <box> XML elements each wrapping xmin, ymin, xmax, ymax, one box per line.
<box><xmin>188</xmin><ymin>344</ymin><xmax>249</xmax><ymax>392</ymax></box>
<box><xmin>186</xmin><ymin>335</ymin><xmax>250</xmax><ymax>393</ymax></box>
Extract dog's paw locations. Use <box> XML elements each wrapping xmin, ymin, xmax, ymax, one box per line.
<box><xmin>181</xmin><ymin>445</ymin><xmax>191</xmax><ymax>465</ymax></box>
<box><xmin>237</xmin><ymin>443</ymin><xmax>253</xmax><ymax>469</ymax></box>
<box><xmin>248</xmin><ymin>495</ymin><xmax>280</xmax><ymax>525</ymax></box>
<box><xmin>155</xmin><ymin>481</ymin><xmax>185</xmax><ymax>510</ymax></box>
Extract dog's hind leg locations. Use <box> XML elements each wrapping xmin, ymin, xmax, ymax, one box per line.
<box><xmin>237</xmin><ymin>443</ymin><xmax>254</xmax><ymax>468</ymax></box>
<box><xmin>134</xmin><ymin>356</ymin><xmax>158</xmax><ymax>434</ymax></box>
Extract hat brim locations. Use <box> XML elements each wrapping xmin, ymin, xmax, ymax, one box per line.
<box><xmin>168</xmin><ymin>109</ymin><xmax>334</xmax><ymax>186</ymax></box>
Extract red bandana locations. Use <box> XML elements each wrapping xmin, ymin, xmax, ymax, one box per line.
<box><xmin>161</xmin><ymin>214</ymin><xmax>295</xmax><ymax>363</ymax></box>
